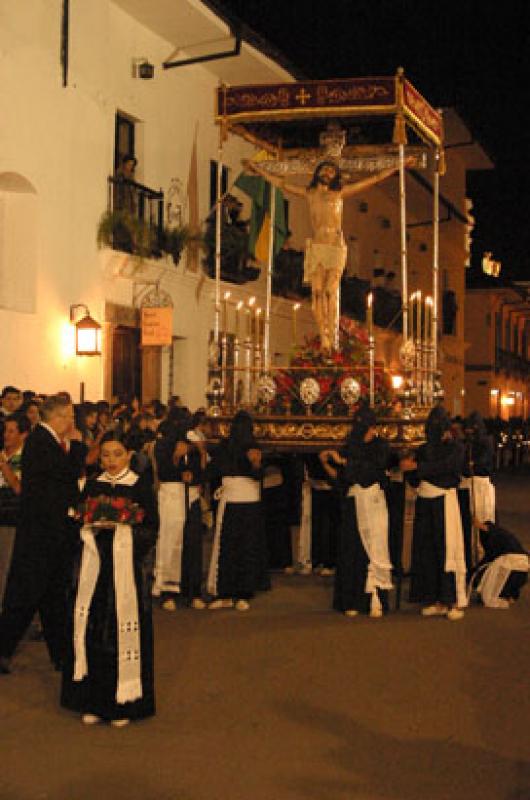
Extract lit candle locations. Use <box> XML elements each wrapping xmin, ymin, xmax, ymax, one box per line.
<box><xmin>255</xmin><ymin>307</ymin><xmax>262</xmax><ymax>349</ymax></box>
<box><xmin>292</xmin><ymin>302</ymin><xmax>301</xmax><ymax>344</ymax></box>
<box><xmin>425</xmin><ymin>296</ymin><xmax>433</xmax><ymax>345</ymax></box>
<box><xmin>417</xmin><ymin>290</ymin><xmax>422</xmax><ymax>343</ymax></box>
<box><xmin>235</xmin><ymin>300</ymin><xmax>243</xmax><ymax>341</ymax></box>
<box><xmin>367</xmin><ymin>292</ymin><xmax>373</xmax><ymax>338</ymax></box>
<box><xmin>247</xmin><ymin>296</ymin><xmax>255</xmax><ymax>340</ymax></box>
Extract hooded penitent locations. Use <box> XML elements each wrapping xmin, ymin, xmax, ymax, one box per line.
<box><xmin>425</xmin><ymin>405</ymin><xmax>451</xmax><ymax>444</ymax></box>
<box><xmin>346</xmin><ymin>403</ymin><xmax>378</xmax><ymax>450</ymax></box>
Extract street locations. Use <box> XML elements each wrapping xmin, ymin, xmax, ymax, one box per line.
<box><xmin>1</xmin><ymin>473</ymin><xmax>529</xmax><ymax>800</ymax></box>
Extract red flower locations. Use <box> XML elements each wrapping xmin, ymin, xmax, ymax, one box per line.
<box><xmin>112</xmin><ymin>497</ymin><xmax>127</xmax><ymax>509</ymax></box>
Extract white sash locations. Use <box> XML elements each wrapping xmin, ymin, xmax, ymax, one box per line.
<box><xmin>297</xmin><ymin>480</ymin><xmax>312</xmax><ymax>566</ymax></box>
<box><xmin>347</xmin><ymin>483</ymin><xmax>393</xmax><ymax>612</ymax></box>
<box><xmin>154</xmin><ymin>482</ymin><xmax>200</xmax><ymax>594</ymax></box>
<box><xmin>417</xmin><ymin>481</ymin><xmax>468</xmax><ymax>608</ymax></box>
<box><xmin>73</xmin><ymin>523</ymin><xmax>142</xmax><ymax>704</ymax></box>
<box><xmin>477</xmin><ymin>553</ymin><xmax>529</xmax><ymax>608</ymax></box>
<box><xmin>206</xmin><ymin>477</ymin><xmax>260</xmax><ymax>597</ymax></box>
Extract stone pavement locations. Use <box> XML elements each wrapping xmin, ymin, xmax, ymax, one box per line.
<box><xmin>0</xmin><ymin>474</ymin><xmax>529</xmax><ymax>800</ymax></box>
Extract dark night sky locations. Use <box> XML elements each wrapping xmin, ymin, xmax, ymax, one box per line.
<box><xmin>211</xmin><ymin>0</ymin><xmax>530</xmax><ymax>279</ymax></box>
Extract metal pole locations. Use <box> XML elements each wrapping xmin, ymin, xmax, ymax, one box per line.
<box><xmin>214</xmin><ymin>142</ymin><xmax>223</xmax><ymax>349</ymax></box>
<box><xmin>399</xmin><ymin>143</ymin><xmax>409</xmax><ymax>341</ymax></box>
<box><xmin>432</xmin><ymin>150</ymin><xmax>440</xmax><ymax>380</ymax></box>
<box><xmin>263</xmin><ymin>186</ymin><xmax>276</xmax><ymax>372</ymax></box>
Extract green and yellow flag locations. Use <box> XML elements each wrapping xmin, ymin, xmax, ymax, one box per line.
<box><xmin>235</xmin><ymin>151</ymin><xmax>287</xmax><ymax>263</ymax></box>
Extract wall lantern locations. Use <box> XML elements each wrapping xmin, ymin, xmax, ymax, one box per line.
<box><xmin>70</xmin><ymin>304</ymin><xmax>102</xmax><ymax>356</ymax></box>
<box><xmin>132</xmin><ymin>58</ymin><xmax>155</xmax><ymax>79</ymax></box>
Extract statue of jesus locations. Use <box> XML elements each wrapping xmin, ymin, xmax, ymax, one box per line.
<box><xmin>245</xmin><ymin>159</ymin><xmax>397</xmax><ymax>350</ymax></box>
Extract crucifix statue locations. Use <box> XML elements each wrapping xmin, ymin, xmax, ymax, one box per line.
<box><xmin>245</xmin><ymin>156</ymin><xmax>398</xmax><ymax>351</ymax></box>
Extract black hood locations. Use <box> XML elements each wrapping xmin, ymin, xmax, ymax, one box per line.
<box><xmin>347</xmin><ymin>403</ymin><xmax>377</xmax><ymax>448</ymax></box>
<box><xmin>425</xmin><ymin>405</ymin><xmax>451</xmax><ymax>444</ymax></box>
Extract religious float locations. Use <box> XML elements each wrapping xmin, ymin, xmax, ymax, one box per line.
<box><xmin>205</xmin><ymin>68</ymin><xmax>445</xmax><ymax>451</ymax></box>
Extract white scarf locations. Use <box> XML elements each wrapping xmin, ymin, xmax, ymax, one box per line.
<box><xmin>154</xmin><ymin>482</ymin><xmax>200</xmax><ymax>594</ymax></box>
<box><xmin>347</xmin><ymin>483</ymin><xmax>393</xmax><ymax>612</ymax></box>
<box><xmin>418</xmin><ymin>481</ymin><xmax>468</xmax><ymax>608</ymax></box>
<box><xmin>476</xmin><ymin>553</ymin><xmax>529</xmax><ymax>608</ymax></box>
<box><xmin>207</xmin><ymin>476</ymin><xmax>260</xmax><ymax>597</ymax></box>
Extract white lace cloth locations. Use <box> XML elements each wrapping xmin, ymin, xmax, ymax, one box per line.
<box><xmin>476</xmin><ymin>553</ymin><xmax>529</xmax><ymax>608</ymax></box>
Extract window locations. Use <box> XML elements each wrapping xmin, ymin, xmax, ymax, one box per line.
<box><xmin>115</xmin><ymin>113</ymin><xmax>135</xmax><ymax>171</ymax></box>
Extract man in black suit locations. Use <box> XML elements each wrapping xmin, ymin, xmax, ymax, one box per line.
<box><xmin>0</xmin><ymin>395</ymin><xmax>86</xmax><ymax>674</ymax></box>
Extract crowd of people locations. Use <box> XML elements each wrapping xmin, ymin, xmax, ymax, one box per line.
<box><xmin>0</xmin><ymin>384</ymin><xmax>528</xmax><ymax>729</ymax></box>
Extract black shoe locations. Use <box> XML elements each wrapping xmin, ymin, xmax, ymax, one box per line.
<box><xmin>0</xmin><ymin>657</ymin><xmax>11</xmax><ymax>674</ymax></box>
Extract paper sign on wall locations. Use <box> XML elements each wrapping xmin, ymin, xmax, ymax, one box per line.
<box><xmin>141</xmin><ymin>306</ymin><xmax>173</xmax><ymax>346</ymax></box>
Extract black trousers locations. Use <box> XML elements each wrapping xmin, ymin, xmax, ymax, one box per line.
<box><xmin>0</xmin><ymin>549</ymin><xmax>69</xmax><ymax>665</ymax></box>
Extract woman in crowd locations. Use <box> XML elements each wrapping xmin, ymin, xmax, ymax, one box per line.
<box><xmin>206</xmin><ymin>411</ymin><xmax>269</xmax><ymax>611</ymax></box>
<box><xmin>153</xmin><ymin>423</ymin><xmax>206</xmax><ymax>610</ymax></box>
<box><xmin>401</xmin><ymin>405</ymin><xmax>467</xmax><ymax>621</ymax></box>
<box><xmin>320</xmin><ymin>404</ymin><xmax>393</xmax><ymax>618</ymax></box>
<box><xmin>61</xmin><ymin>430</ymin><xmax>158</xmax><ymax>727</ymax></box>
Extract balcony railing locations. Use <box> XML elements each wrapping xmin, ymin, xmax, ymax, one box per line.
<box><xmin>495</xmin><ymin>348</ymin><xmax>530</xmax><ymax>378</ymax></box>
<box><xmin>107</xmin><ymin>175</ymin><xmax>164</xmax><ymax>257</ymax></box>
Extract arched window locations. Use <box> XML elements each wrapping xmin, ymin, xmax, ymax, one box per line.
<box><xmin>0</xmin><ymin>172</ymin><xmax>38</xmax><ymax>313</ymax></box>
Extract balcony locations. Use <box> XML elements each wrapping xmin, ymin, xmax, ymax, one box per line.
<box><xmin>103</xmin><ymin>175</ymin><xmax>164</xmax><ymax>258</ymax></box>
<box><xmin>495</xmin><ymin>348</ymin><xmax>530</xmax><ymax>378</ymax></box>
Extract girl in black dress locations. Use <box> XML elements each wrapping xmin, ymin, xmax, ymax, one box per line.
<box><xmin>61</xmin><ymin>431</ymin><xmax>158</xmax><ymax>726</ymax></box>
<box><xmin>206</xmin><ymin>411</ymin><xmax>269</xmax><ymax>611</ymax></box>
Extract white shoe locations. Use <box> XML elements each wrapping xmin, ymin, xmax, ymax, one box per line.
<box><xmin>344</xmin><ymin>609</ymin><xmax>359</xmax><ymax>618</ymax></box>
<box><xmin>82</xmin><ymin>714</ymin><xmax>101</xmax><ymax>726</ymax></box>
<box><xmin>161</xmin><ymin>598</ymin><xmax>177</xmax><ymax>611</ymax></box>
<box><xmin>191</xmin><ymin>598</ymin><xmax>206</xmax><ymax>610</ymax></box>
<box><xmin>111</xmin><ymin>718</ymin><xmax>130</xmax><ymax>728</ymax></box>
<box><xmin>370</xmin><ymin>608</ymin><xmax>383</xmax><ymax>619</ymax></box>
<box><xmin>421</xmin><ymin>604</ymin><xmax>448</xmax><ymax>617</ymax></box>
<box><xmin>208</xmin><ymin>599</ymin><xmax>234</xmax><ymax>610</ymax></box>
<box><xmin>319</xmin><ymin>567</ymin><xmax>335</xmax><ymax>577</ymax></box>
<box><xmin>446</xmin><ymin>607</ymin><xmax>465</xmax><ymax>621</ymax></box>
<box><xmin>235</xmin><ymin>599</ymin><xmax>250</xmax><ymax>611</ymax></box>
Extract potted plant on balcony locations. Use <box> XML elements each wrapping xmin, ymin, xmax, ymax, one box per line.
<box><xmin>96</xmin><ymin>209</ymin><xmax>154</xmax><ymax>260</ymax></box>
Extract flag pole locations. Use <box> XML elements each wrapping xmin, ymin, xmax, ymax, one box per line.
<box><xmin>263</xmin><ymin>185</ymin><xmax>276</xmax><ymax>372</ymax></box>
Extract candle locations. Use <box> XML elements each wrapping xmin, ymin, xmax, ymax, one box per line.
<box><xmin>409</xmin><ymin>291</ymin><xmax>416</xmax><ymax>340</ymax></box>
<box><xmin>292</xmin><ymin>302</ymin><xmax>301</xmax><ymax>343</ymax></box>
<box><xmin>247</xmin><ymin>296</ymin><xmax>255</xmax><ymax>340</ymax></box>
<box><xmin>222</xmin><ymin>291</ymin><xmax>231</xmax><ymax>336</ymax></box>
<box><xmin>235</xmin><ymin>300</ymin><xmax>243</xmax><ymax>341</ymax></box>
<box><xmin>255</xmin><ymin>308</ymin><xmax>262</xmax><ymax>349</ymax></box>
<box><xmin>367</xmin><ymin>292</ymin><xmax>373</xmax><ymax>338</ymax></box>
<box><xmin>425</xmin><ymin>296</ymin><xmax>433</xmax><ymax>345</ymax></box>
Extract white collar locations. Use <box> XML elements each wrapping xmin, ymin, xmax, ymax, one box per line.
<box><xmin>39</xmin><ymin>421</ymin><xmax>62</xmax><ymax>445</ymax></box>
<box><xmin>97</xmin><ymin>468</ymin><xmax>138</xmax><ymax>486</ymax></box>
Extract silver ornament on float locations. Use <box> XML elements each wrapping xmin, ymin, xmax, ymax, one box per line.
<box><xmin>299</xmin><ymin>377</ymin><xmax>321</xmax><ymax>407</ymax></box>
<box><xmin>256</xmin><ymin>374</ymin><xmax>277</xmax><ymax>405</ymax></box>
<box><xmin>340</xmin><ymin>377</ymin><xmax>361</xmax><ymax>405</ymax></box>
<box><xmin>399</xmin><ymin>339</ymin><xmax>416</xmax><ymax>370</ymax></box>
<box><xmin>206</xmin><ymin>376</ymin><xmax>224</xmax><ymax>397</ymax></box>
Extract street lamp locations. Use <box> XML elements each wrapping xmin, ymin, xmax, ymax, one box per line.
<box><xmin>69</xmin><ymin>304</ymin><xmax>102</xmax><ymax>356</ymax></box>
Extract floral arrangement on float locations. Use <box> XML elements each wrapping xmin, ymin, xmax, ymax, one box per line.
<box><xmin>76</xmin><ymin>495</ymin><xmax>145</xmax><ymax>526</ymax></box>
<box><xmin>264</xmin><ymin>316</ymin><xmax>393</xmax><ymax>415</ymax></box>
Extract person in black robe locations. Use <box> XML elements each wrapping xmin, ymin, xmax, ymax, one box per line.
<box><xmin>61</xmin><ymin>431</ymin><xmax>158</xmax><ymax>726</ymax></box>
<box><xmin>470</xmin><ymin>521</ymin><xmax>528</xmax><ymax>608</ymax></box>
<box><xmin>262</xmin><ymin>455</ymin><xmax>293</xmax><ymax>571</ymax></box>
<box><xmin>302</xmin><ymin>453</ymin><xmax>340</xmax><ymax>576</ymax></box>
<box><xmin>402</xmin><ymin>406</ymin><xmax>467</xmax><ymax>621</ymax></box>
<box><xmin>320</xmin><ymin>405</ymin><xmax>393</xmax><ymax>617</ymax></box>
<box><xmin>206</xmin><ymin>411</ymin><xmax>269</xmax><ymax>611</ymax></box>
<box><xmin>154</xmin><ymin>424</ymin><xmax>206</xmax><ymax>610</ymax></box>
<box><xmin>0</xmin><ymin>396</ymin><xmax>86</xmax><ymax>675</ymax></box>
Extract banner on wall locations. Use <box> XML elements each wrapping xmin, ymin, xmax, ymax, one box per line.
<box><xmin>141</xmin><ymin>307</ymin><xmax>173</xmax><ymax>346</ymax></box>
